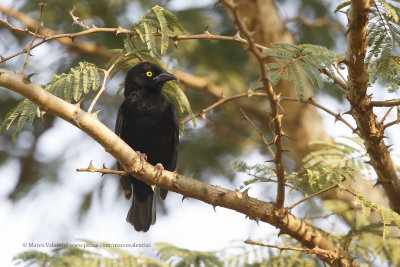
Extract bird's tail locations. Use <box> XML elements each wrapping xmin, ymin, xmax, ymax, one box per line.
<box><xmin>126</xmin><ymin>179</ymin><xmax>156</xmax><ymax>232</ymax></box>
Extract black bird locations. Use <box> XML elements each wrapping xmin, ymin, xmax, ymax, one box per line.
<box><xmin>115</xmin><ymin>62</ymin><xmax>179</xmax><ymax>232</ymax></box>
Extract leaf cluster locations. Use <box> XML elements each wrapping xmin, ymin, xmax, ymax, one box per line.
<box><xmin>13</xmin><ymin>240</ymin><xmax>165</xmax><ymax>267</ymax></box>
<box><xmin>14</xmin><ymin>240</ymin><xmax>320</xmax><ymax>267</ymax></box>
<box><xmin>156</xmin><ymin>242</ymin><xmax>222</xmax><ymax>267</ymax></box>
<box><xmin>368</xmin><ymin>0</ymin><xmax>400</xmax><ymax>92</ymax></box>
<box><xmin>233</xmin><ymin>161</ymin><xmax>276</xmax><ymax>190</ymax></box>
<box><xmin>337</xmin><ymin>0</ymin><xmax>400</xmax><ymax>92</ymax></box>
<box><xmin>264</xmin><ymin>43</ymin><xmax>341</xmax><ymax>101</ymax></box>
<box><xmin>302</xmin><ymin>138</ymin><xmax>372</xmax><ymax>171</ymax></box>
<box><xmin>0</xmin><ymin>62</ymin><xmax>100</xmax><ymax>141</ymax></box>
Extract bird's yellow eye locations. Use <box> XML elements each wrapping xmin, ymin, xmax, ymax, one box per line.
<box><xmin>146</xmin><ymin>71</ymin><xmax>153</xmax><ymax>77</ymax></box>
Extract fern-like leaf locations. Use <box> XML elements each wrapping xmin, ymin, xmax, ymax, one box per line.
<box><xmin>155</xmin><ymin>242</ymin><xmax>223</xmax><ymax>267</ymax></box>
<box><xmin>0</xmin><ymin>62</ymin><xmax>100</xmax><ymax>140</ymax></box>
<box><xmin>366</xmin><ymin>0</ymin><xmax>400</xmax><ymax>91</ymax></box>
<box><xmin>264</xmin><ymin>43</ymin><xmax>338</xmax><ymax>102</ymax></box>
<box><xmin>302</xmin><ymin>138</ymin><xmax>372</xmax><ymax>172</ymax></box>
<box><xmin>143</xmin><ymin>21</ymin><xmax>157</xmax><ymax>56</ymax></box>
<box><xmin>153</xmin><ymin>6</ymin><xmax>169</xmax><ymax>55</ymax></box>
<box><xmin>334</xmin><ymin>1</ymin><xmax>351</xmax><ymax>13</ymax></box>
<box><xmin>13</xmin><ymin>240</ymin><xmax>166</xmax><ymax>267</ymax></box>
<box><xmin>356</xmin><ymin>193</ymin><xmax>400</xmax><ymax>239</ymax></box>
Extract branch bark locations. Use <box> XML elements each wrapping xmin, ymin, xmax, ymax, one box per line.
<box><xmin>345</xmin><ymin>0</ymin><xmax>400</xmax><ymax>213</ymax></box>
<box><xmin>230</xmin><ymin>0</ymin><xmax>397</xmax><ymax>234</ymax></box>
<box><xmin>0</xmin><ymin>68</ymin><xmax>356</xmax><ymax>266</ymax></box>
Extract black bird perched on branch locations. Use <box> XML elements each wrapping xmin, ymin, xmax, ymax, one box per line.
<box><xmin>115</xmin><ymin>62</ymin><xmax>179</xmax><ymax>232</ymax></box>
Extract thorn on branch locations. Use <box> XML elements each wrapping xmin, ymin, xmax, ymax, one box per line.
<box><xmin>173</xmin><ymin>182</ymin><xmax>181</xmax><ymax>190</ymax></box>
<box><xmin>74</xmin><ymin>97</ymin><xmax>85</xmax><ymax>108</ymax></box>
<box><xmin>116</xmin><ymin>26</ymin><xmax>124</xmax><ymax>35</ymax></box>
<box><xmin>92</xmin><ymin>110</ymin><xmax>102</xmax><ymax>119</ymax></box>
<box><xmin>173</xmin><ymin>39</ymin><xmax>179</xmax><ymax>48</ymax></box>
<box><xmin>88</xmin><ymin>160</ymin><xmax>95</xmax><ymax>171</ymax></box>
<box><xmin>72</xmin><ymin>117</ymin><xmax>81</xmax><ymax>128</ymax></box>
<box><xmin>23</xmin><ymin>73</ymin><xmax>36</xmax><ymax>83</ymax></box>
<box><xmin>212</xmin><ymin>205</ymin><xmax>217</xmax><ymax>212</ymax></box>
<box><xmin>39</xmin><ymin>108</ymin><xmax>47</xmax><ymax>121</ymax></box>
<box><xmin>233</xmin><ymin>31</ymin><xmax>241</xmax><ymax>39</ymax></box>
<box><xmin>217</xmin><ymin>190</ymin><xmax>227</xmax><ymax>197</ymax></box>
<box><xmin>242</xmin><ymin>187</ymin><xmax>251</xmax><ymax>198</ymax></box>
<box><xmin>364</xmin><ymin>160</ymin><xmax>373</xmax><ymax>166</ymax></box>
<box><xmin>203</xmin><ymin>25</ymin><xmax>210</xmax><ymax>35</ymax></box>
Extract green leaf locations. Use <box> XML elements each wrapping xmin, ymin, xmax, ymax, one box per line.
<box><xmin>143</xmin><ymin>21</ymin><xmax>157</xmax><ymax>56</ymax></box>
<box><xmin>153</xmin><ymin>6</ymin><xmax>169</xmax><ymax>55</ymax></box>
<box><xmin>264</xmin><ymin>43</ymin><xmax>338</xmax><ymax>102</ymax></box>
<box><xmin>161</xmin><ymin>8</ymin><xmax>185</xmax><ymax>34</ymax></box>
<box><xmin>334</xmin><ymin>1</ymin><xmax>351</xmax><ymax>13</ymax></box>
<box><xmin>1</xmin><ymin>62</ymin><xmax>100</xmax><ymax>140</ymax></box>
<box><xmin>289</xmin><ymin>64</ymin><xmax>304</xmax><ymax>102</ymax></box>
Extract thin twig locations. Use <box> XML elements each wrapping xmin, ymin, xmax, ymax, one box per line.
<box><xmin>280</xmin><ymin>96</ymin><xmax>358</xmax><ymax>134</ymax></box>
<box><xmin>245</xmin><ymin>238</ymin><xmax>332</xmax><ymax>258</ymax></box>
<box><xmin>69</xmin><ymin>5</ymin><xmax>90</xmax><ymax>30</ymax></box>
<box><xmin>239</xmin><ymin>108</ymin><xmax>275</xmax><ymax>158</ymax></box>
<box><xmin>304</xmin><ymin>212</ymin><xmax>337</xmax><ymax>221</ymax></box>
<box><xmin>20</xmin><ymin>3</ymin><xmax>46</xmax><ymax>73</ymax></box>
<box><xmin>285</xmin><ymin>15</ymin><xmax>346</xmax><ymax>34</ymax></box>
<box><xmin>287</xmin><ymin>183</ymin><xmax>338</xmax><ymax>210</ymax></box>
<box><xmin>87</xmin><ymin>56</ymin><xmax>122</xmax><ymax>114</ymax></box>
<box><xmin>169</xmin><ymin>32</ymin><xmax>268</xmax><ymax>51</ymax></box>
<box><xmin>321</xmin><ymin>68</ymin><xmax>348</xmax><ymax>91</ymax></box>
<box><xmin>380</xmin><ymin>106</ymin><xmax>394</xmax><ymax>125</ymax></box>
<box><xmin>0</xmin><ymin>15</ymin><xmax>268</xmax><ymax>65</ymax></box>
<box><xmin>76</xmin><ymin>160</ymin><xmax>126</xmax><ymax>175</ymax></box>
<box><xmin>333</xmin><ymin>63</ymin><xmax>348</xmax><ymax>85</ymax></box>
<box><xmin>182</xmin><ymin>91</ymin><xmax>268</xmax><ymax>124</ymax></box>
<box><xmin>383</xmin><ymin>118</ymin><xmax>400</xmax><ymax>129</ymax></box>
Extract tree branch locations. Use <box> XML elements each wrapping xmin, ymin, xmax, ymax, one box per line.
<box><xmin>0</xmin><ymin>68</ymin><xmax>355</xmax><ymax>267</ymax></box>
<box><xmin>220</xmin><ymin>0</ymin><xmax>287</xmax><ymax>211</ymax></box>
<box><xmin>370</xmin><ymin>99</ymin><xmax>400</xmax><ymax>107</ymax></box>
<box><xmin>245</xmin><ymin>238</ymin><xmax>334</xmax><ymax>259</ymax></box>
<box><xmin>285</xmin><ymin>15</ymin><xmax>347</xmax><ymax>35</ymax></box>
<box><xmin>20</xmin><ymin>3</ymin><xmax>45</xmax><ymax>73</ymax></box>
<box><xmin>345</xmin><ymin>0</ymin><xmax>400</xmax><ymax>213</ymax></box>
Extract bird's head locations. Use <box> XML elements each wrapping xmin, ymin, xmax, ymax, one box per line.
<box><xmin>124</xmin><ymin>62</ymin><xmax>177</xmax><ymax>97</ymax></box>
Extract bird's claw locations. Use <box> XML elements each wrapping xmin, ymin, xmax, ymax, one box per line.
<box><xmin>137</xmin><ymin>151</ymin><xmax>147</xmax><ymax>172</ymax></box>
<box><xmin>154</xmin><ymin>163</ymin><xmax>164</xmax><ymax>180</ymax></box>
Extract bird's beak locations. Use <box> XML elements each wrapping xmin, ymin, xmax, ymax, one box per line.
<box><xmin>153</xmin><ymin>71</ymin><xmax>177</xmax><ymax>83</ymax></box>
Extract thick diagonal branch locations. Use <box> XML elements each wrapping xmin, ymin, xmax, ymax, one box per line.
<box><xmin>345</xmin><ymin>0</ymin><xmax>400</xmax><ymax>212</ymax></box>
<box><xmin>0</xmin><ymin>69</ymin><xmax>356</xmax><ymax>267</ymax></box>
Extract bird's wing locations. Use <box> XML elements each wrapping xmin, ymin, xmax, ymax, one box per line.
<box><xmin>115</xmin><ymin>104</ymin><xmax>133</xmax><ymax>200</ymax></box>
<box><xmin>159</xmin><ymin>102</ymin><xmax>179</xmax><ymax>200</ymax></box>
<box><xmin>169</xmin><ymin>102</ymin><xmax>179</xmax><ymax>171</ymax></box>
